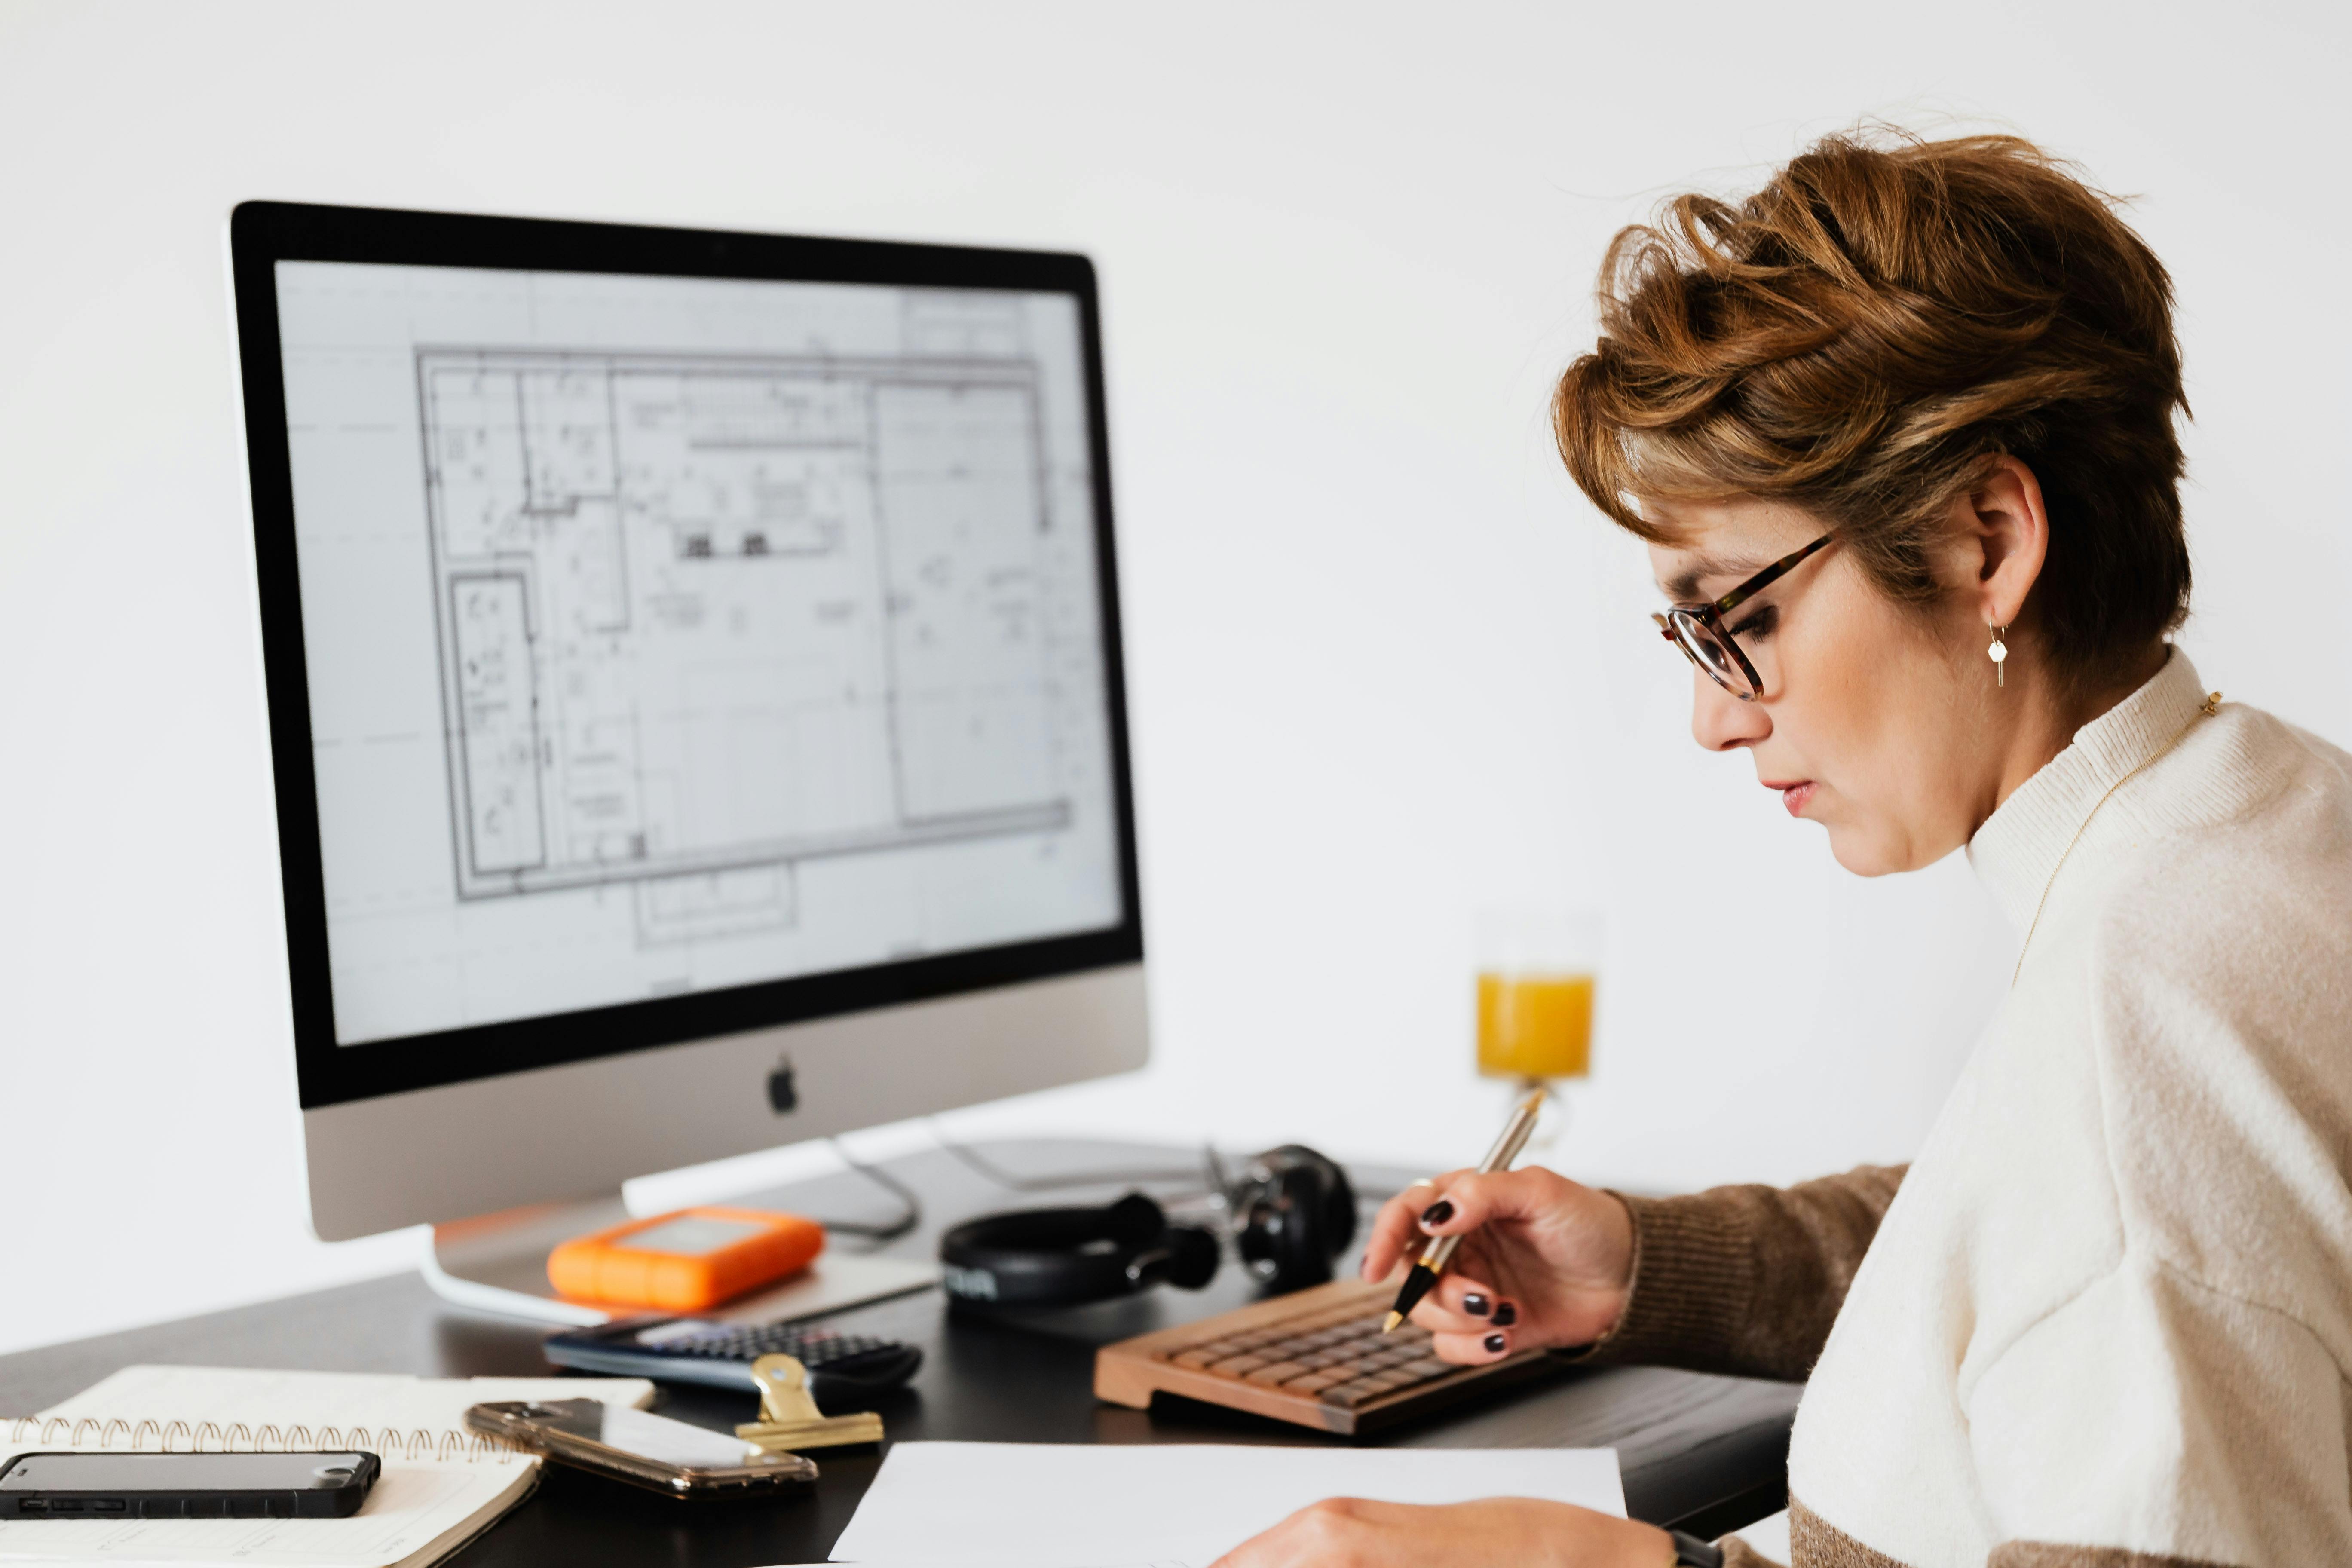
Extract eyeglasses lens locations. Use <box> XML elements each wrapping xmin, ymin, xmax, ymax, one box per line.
<box><xmin>1668</xmin><ymin>612</ymin><xmax>1756</xmax><ymax>698</ymax></box>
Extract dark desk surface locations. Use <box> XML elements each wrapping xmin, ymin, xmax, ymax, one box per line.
<box><xmin>1</xmin><ymin>1139</ymin><xmax>1798</xmax><ymax>1563</ymax></box>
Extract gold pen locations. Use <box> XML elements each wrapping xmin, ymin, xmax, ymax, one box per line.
<box><xmin>1381</xmin><ymin>1085</ymin><xmax>1547</xmax><ymax>1332</ymax></box>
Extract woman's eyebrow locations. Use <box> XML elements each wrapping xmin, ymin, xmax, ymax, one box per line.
<box><xmin>1661</xmin><ymin>551</ymin><xmax>1768</xmax><ymax>602</ymax></box>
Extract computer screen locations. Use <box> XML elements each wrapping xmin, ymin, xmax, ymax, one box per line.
<box><xmin>236</xmin><ymin>207</ymin><xmax>1142</xmax><ymax>1116</ymax></box>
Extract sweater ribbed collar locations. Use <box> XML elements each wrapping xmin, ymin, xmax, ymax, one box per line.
<box><xmin>1966</xmin><ymin>647</ymin><xmax>2207</xmax><ymax>932</ymax></box>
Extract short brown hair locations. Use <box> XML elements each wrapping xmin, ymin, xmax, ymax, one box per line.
<box><xmin>1553</xmin><ymin>130</ymin><xmax>2190</xmax><ymax>686</ymax></box>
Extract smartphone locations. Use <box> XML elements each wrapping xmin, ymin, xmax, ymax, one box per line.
<box><xmin>0</xmin><ymin>1450</ymin><xmax>380</xmax><ymax>1519</ymax></box>
<box><xmin>465</xmin><ymin>1399</ymin><xmax>816</xmax><ymax>1500</ymax></box>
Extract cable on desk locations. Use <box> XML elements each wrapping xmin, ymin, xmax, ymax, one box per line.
<box><xmin>802</xmin><ymin>1137</ymin><xmax>922</xmax><ymax>1243</ymax></box>
<box><xmin>928</xmin><ymin>1121</ymin><xmax>1209</xmax><ymax>1192</ymax></box>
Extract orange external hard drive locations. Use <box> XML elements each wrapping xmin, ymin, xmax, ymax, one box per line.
<box><xmin>547</xmin><ymin>1207</ymin><xmax>826</xmax><ymax>1312</ymax></box>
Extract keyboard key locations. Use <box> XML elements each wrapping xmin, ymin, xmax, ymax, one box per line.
<box><xmin>1319</xmin><ymin>1381</ymin><xmax>1381</xmax><ymax>1409</ymax></box>
<box><xmin>1280</xmin><ymin>1371</ymin><xmax>1347</xmax><ymax>1393</ymax></box>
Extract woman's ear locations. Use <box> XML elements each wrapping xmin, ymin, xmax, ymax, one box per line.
<box><xmin>1965</xmin><ymin>457</ymin><xmax>2049</xmax><ymax>629</ymax></box>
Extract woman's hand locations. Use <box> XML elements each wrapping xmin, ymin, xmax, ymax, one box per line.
<box><xmin>1208</xmin><ymin>1496</ymin><xmax>1672</xmax><ymax>1568</ymax></box>
<box><xmin>1360</xmin><ymin>1165</ymin><xmax>1635</xmax><ymax>1363</ymax></box>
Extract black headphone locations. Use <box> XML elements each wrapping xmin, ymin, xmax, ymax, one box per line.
<box><xmin>938</xmin><ymin>1145</ymin><xmax>1357</xmax><ymax>1308</ymax></box>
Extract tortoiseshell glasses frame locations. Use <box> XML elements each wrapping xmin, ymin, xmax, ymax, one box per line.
<box><xmin>1650</xmin><ymin>533</ymin><xmax>1835</xmax><ymax>701</ymax></box>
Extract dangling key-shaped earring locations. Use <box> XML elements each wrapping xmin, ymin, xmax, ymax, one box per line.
<box><xmin>1988</xmin><ymin>625</ymin><xmax>2008</xmax><ymax>687</ymax></box>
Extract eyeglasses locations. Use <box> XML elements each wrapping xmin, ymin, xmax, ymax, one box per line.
<box><xmin>1650</xmin><ymin>533</ymin><xmax>1834</xmax><ymax>701</ymax></box>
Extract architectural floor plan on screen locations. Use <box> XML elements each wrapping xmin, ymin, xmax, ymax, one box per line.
<box><xmin>420</xmin><ymin>347</ymin><xmax>1070</xmax><ymax>946</ymax></box>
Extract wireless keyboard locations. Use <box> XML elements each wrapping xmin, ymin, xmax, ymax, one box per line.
<box><xmin>1095</xmin><ymin>1279</ymin><xmax>1562</xmax><ymax>1435</ymax></box>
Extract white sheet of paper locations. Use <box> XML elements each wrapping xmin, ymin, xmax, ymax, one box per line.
<box><xmin>823</xmin><ymin>1441</ymin><xmax>1624</xmax><ymax>1567</ymax></box>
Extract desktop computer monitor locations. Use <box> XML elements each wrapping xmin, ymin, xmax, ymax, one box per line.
<box><xmin>228</xmin><ymin>202</ymin><xmax>1146</xmax><ymax>1262</ymax></box>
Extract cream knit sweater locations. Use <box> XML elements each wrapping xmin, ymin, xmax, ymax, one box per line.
<box><xmin>1592</xmin><ymin>650</ymin><xmax>2352</xmax><ymax>1566</ymax></box>
<box><xmin>1803</xmin><ymin>647</ymin><xmax>2352</xmax><ymax>1562</ymax></box>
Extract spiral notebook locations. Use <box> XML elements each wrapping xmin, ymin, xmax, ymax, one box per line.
<box><xmin>0</xmin><ymin>1364</ymin><xmax>655</xmax><ymax>1568</ymax></box>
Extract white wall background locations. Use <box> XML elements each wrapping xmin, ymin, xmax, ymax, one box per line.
<box><xmin>3</xmin><ymin>0</ymin><xmax>2346</xmax><ymax>1358</ymax></box>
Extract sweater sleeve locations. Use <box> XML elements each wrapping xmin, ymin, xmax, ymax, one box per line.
<box><xmin>1736</xmin><ymin>1272</ymin><xmax>2352</xmax><ymax>1566</ymax></box>
<box><xmin>1573</xmin><ymin>1164</ymin><xmax>1905</xmax><ymax>1381</ymax></box>
<box><xmin>1727</xmin><ymin>1289</ymin><xmax>2352</xmax><ymax>1565</ymax></box>
<box><xmin>1962</xmin><ymin>1259</ymin><xmax>2352</xmax><ymax>1562</ymax></box>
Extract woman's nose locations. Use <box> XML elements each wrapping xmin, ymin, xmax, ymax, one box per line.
<box><xmin>1690</xmin><ymin>670</ymin><xmax>1771</xmax><ymax>751</ymax></box>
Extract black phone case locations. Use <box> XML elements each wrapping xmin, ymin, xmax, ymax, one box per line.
<box><xmin>0</xmin><ymin>1451</ymin><xmax>381</xmax><ymax>1519</ymax></box>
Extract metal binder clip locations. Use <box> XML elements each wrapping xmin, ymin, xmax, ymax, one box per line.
<box><xmin>735</xmin><ymin>1354</ymin><xmax>885</xmax><ymax>1452</ymax></box>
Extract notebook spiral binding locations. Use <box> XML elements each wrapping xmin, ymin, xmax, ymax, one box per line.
<box><xmin>3</xmin><ymin>1415</ymin><xmax>524</xmax><ymax>1461</ymax></box>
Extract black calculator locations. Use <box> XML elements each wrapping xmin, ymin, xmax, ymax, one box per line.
<box><xmin>544</xmin><ymin>1316</ymin><xmax>922</xmax><ymax>1402</ymax></box>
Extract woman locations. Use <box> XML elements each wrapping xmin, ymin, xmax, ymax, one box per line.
<box><xmin>1216</xmin><ymin>132</ymin><xmax>2352</xmax><ymax>1567</ymax></box>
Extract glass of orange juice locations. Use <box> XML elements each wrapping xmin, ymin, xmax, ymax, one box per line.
<box><xmin>1476</xmin><ymin>910</ymin><xmax>1601</xmax><ymax>1084</ymax></box>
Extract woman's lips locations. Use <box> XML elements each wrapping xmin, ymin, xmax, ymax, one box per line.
<box><xmin>1768</xmin><ymin>781</ymin><xmax>1817</xmax><ymax>816</ymax></box>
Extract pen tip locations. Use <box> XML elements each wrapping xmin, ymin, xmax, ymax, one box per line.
<box><xmin>1381</xmin><ymin>1311</ymin><xmax>1403</xmax><ymax>1334</ymax></box>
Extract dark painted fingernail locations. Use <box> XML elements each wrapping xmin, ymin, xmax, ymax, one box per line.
<box><xmin>1483</xmin><ymin>1333</ymin><xmax>1507</xmax><ymax>1355</ymax></box>
<box><xmin>1419</xmin><ymin>1200</ymin><xmax>1455</xmax><ymax>1226</ymax></box>
<box><xmin>1491</xmin><ymin>1301</ymin><xmax>1518</xmax><ymax>1327</ymax></box>
<box><xmin>1462</xmin><ymin>1293</ymin><xmax>1491</xmax><ymax>1317</ymax></box>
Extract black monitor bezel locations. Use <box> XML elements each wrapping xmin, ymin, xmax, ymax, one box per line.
<box><xmin>230</xmin><ymin>200</ymin><xmax>1145</xmax><ymax>1111</ymax></box>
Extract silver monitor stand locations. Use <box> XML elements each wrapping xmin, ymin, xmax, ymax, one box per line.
<box><xmin>309</xmin><ymin>968</ymin><xmax>1147</xmax><ymax>1322</ymax></box>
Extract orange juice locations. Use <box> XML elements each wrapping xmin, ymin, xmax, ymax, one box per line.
<box><xmin>1476</xmin><ymin>971</ymin><xmax>1595</xmax><ymax>1080</ymax></box>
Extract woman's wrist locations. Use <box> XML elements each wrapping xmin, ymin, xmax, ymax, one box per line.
<box><xmin>1599</xmin><ymin>1188</ymin><xmax>1637</xmax><ymax>1327</ymax></box>
<box><xmin>1554</xmin><ymin>1189</ymin><xmax>1638</xmax><ymax>1351</ymax></box>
